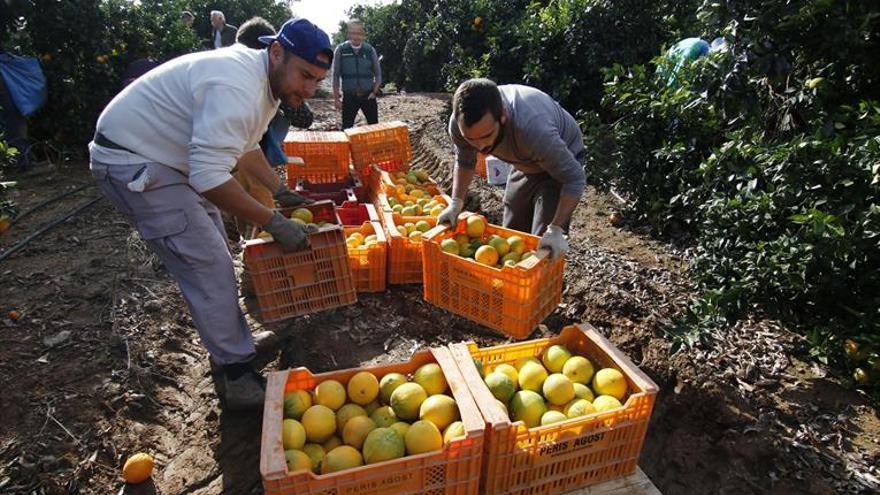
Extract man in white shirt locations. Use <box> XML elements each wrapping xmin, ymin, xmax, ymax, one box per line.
<box><xmin>89</xmin><ymin>18</ymin><xmax>333</xmax><ymax>410</ymax></box>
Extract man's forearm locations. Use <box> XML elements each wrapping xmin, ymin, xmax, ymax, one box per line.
<box><xmin>451</xmin><ymin>166</ymin><xmax>475</xmax><ymax>202</ymax></box>
<box><xmin>237</xmin><ymin>149</ymin><xmax>281</xmax><ymax>192</ymax></box>
<box><xmin>203</xmin><ymin>178</ymin><xmax>273</xmax><ymax>226</ymax></box>
<box><xmin>550</xmin><ymin>193</ymin><xmax>581</xmax><ymax>228</ymax></box>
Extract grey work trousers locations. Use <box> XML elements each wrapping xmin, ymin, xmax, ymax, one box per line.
<box><xmin>502</xmin><ymin>169</ymin><xmax>571</xmax><ymax>236</ymax></box>
<box><xmin>90</xmin><ymin>159</ymin><xmax>255</xmax><ymax>365</ymax></box>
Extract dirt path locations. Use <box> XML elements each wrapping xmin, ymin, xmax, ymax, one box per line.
<box><xmin>0</xmin><ymin>93</ymin><xmax>877</xmax><ymax>494</ymax></box>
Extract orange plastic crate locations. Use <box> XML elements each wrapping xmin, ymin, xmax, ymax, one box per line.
<box><xmin>421</xmin><ymin>215</ymin><xmax>565</xmax><ymax>339</ymax></box>
<box><xmin>450</xmin><ymin>324</ymin><xmax>659</xmax><ymax>495</ymax></box>
<box><xmin>343</xmin><ymin>220</ymin><xmax>387</xmax><ymax>293</ymax></box>
<box><xmin>260</xmin><ymin>347</ymin><xmax>485</xmax><ymax>495</ymax></box>
<box><xmin>243</xmin><ymin>201</ymin><xmax>357</xmax><ymax>323</ymax></box>
<box><xmin>367</xmin><ymin>164</ymin><xmax>443</xmax><ymax>204</ymax></box>
<box><xmin>345</xmin><ymin>121</ymin><xmax>412</xmax><ymax>174</ymax></box>
<box><xmin>382</xmin><ymin>210</ymin><xmax>438</xmax><ymax>285</ymax></box>
<box><xmin>284</xmin><ymin>131</ymin><xmax>352</xmax><ymax>183</ymax></box>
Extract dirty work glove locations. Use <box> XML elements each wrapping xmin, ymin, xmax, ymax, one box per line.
<box><xmin>262</xmin><ymin>211</ymin><xmax>310</xmax><ymax>251</ymax></box>
<box><xmin>538</xmin><ymin>225</ymin><xmax>568</xmax><ymax>259</ymax></box>
<box><xmin>273</xmin><ymin>183</ymin><xmax>312</xmax><ymax>208</ymax></box>
<box><xmin>437</xmin><ymin>198</ymin><xmax>464</xmax><ymax>226</ymax></box>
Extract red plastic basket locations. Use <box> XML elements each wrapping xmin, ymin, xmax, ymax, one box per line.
<box><xmin>421</xmin><ymin>214</ymin><xmax>564</xmax><ymax>339</ymax></box>
<box><xmin>260</xmin><ymin>347</ymin><xmax>485</xmax><ymax>495</ymax></box>
<box><xmin>242</xmin><ymin>201</ymin><xmax>357</xmax><ymax>323</ymax></box>
<box><xmin>449</xmin><ymin>324</ymin><xmax>659</xmax><ymax>495</ymax></box>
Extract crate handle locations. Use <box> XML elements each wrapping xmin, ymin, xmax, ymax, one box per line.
<box><xmin>260</xmin><ymin>369</ymin><xmax>290</xmax><ymax>480</ymax></box>
<box><xmin>422</xmin><ymin>223</ymin><xmax>448</xmax><ymax>242</ymax></box>
<box><xmin>432</xmin><ymin>347</ymin><xmax>486</xmax><ymax>435</ymax></box>
<box><xmin>572</xmin><ymin>324</ymin><xmax>660</xmax><ymax>394</ymax></box>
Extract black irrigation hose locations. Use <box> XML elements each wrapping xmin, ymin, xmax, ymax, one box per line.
<box><xmin>11</xmin><ymin>182</ymin><xmax>96</xmax><ymax>224</ymax></box>
<box><xmin>0</xmin><ymin>196</ymin><xmax>103</xmax><ymax>262</ymax></box>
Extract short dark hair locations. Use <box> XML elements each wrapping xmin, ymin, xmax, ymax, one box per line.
<box><xmin>236</xmin><ymin>17</ymin><xmax>276</xmax><ymax>50</ymax></box>
<box><xmin>453</xmin><ymin>78</ymin><xmax>503</xmax><ymax>127</ymax></box>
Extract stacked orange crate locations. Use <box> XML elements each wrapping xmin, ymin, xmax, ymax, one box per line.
<box><xmin>421</xmin><ymin>214</ymin><xmax>564</xmax><ymax>339</ymax></box>
<box><xmin>449</xmin><ymin>324</ymin><xmax>659</xmax><ymax>495</ymax></box>
<box><xmin>243</xmin><ymin>201</ymin><xmax>356</xmax><ymax>322</ymax></box>
<box><xmin>345</xmin><ymin>121</ymin><xmax>412</xmax><ymax>185</ymax></box>
<box><xmin>260</xmin><ymin>347</ymin><xmax>485</xmax><ymax>495</ymax></box>
<box><xmin>284</xmin><ymin>131</ymin><xmax>352</xmax><ymax>186</ymax></box>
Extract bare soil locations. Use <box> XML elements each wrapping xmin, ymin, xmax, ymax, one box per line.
<box><xmin>0</xmin><ymin>93</ymin><xmax>877</xmax><ymax>494</ymax></box>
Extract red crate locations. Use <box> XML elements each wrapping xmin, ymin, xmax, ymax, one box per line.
<box><xmin>260</xmin><ymin>347</ymin><xmax>484</xmax><ymax>495</ymax></box>
<box><xmin>243</xmin><ymin>201</ymin><xmax>357</xmax><ymax>323</ymax></box>
<box><xmin>292</xmin><ymin>173</ymin><xmax>367</xmax><ymax>202</ymax></box>
<box><xmin>284</xmin><ymin>131</ymin><xmax>351</xmax><ymax>182</ymax></box>
<box><xmin>337</xmin><ymin>201</ymin><xmax>375</xmax><ymax>227</ymax></box>
<box><xmin>343</xmin><ymin>220</ymin><xmax>387</xmax><ymax>293</ymax></box>
<box><xmin>449</xmin><ymin>324</ymin><xmax>659</xmax><ymax>495</ymax></box>
<box><xmin>421</xmin><ymin>214</ymin><xmax>564</xmax><ymax>339</ymax></box>
<box><xmin>345</xmin><ymin>121</ymin><xmax>412</xmax><ymax>176</ymax></box>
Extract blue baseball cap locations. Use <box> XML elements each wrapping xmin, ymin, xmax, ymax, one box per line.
<box><xmin>259</xmin><ymin>18</ymin><xmax>333</xmax><ymax>69</ymax></box>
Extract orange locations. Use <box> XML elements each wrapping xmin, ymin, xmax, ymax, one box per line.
<box><xmin>474</xmin><ymin>245</ymin><xmax>499</xmax><ymax>266</ymax></box>
<box><xmin>122</xmin><ymin>453</ymin><xmax>154</xmax><ymax>484</ymax></box>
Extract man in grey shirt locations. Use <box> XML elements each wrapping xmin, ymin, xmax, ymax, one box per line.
<box><xmin>440</xmin><ymin>79</ymin><xmax>586</xmax><ymax>258</ymax></box>
<box><xmin>332</xmin><ymin>19</ymin><xmax>382</xmax><ymax>128</ymax></box>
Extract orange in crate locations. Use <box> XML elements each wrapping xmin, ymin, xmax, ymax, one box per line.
<box><xmin>421</xmin><ymin>215</ymin><xmax>564</xmax><ymax>339</ymax></box>
<box><xmin>450</xmin><ymin>324</ymin><xmax>659</xmax><ymax>495</ymax></box>
<box><xmin>243</xmin><ymin>201</ymin><xmax>356</xmax><ymax>323</ymax></box>
<box><xmin>382</xmin><ymin>210</ymin><xmax>438</xmax><ymax>285</ymax></box>
<box><xmin>373</xmin><ymin>192</ymin><xmax>450</xmax><ymax>228</ymax></box>
<box><xmin>343</xmin><ymin>220</ymin><xmax>387</xmax><ymax>293</ymax></box>
<box><xmin>284</xmin><ymin>131</ymin><xmax>352</xmax><ymax>184</ymax></box>
<box><xmin>260</xmin><ymin>347</ymin><xmax>485</xmax><ymax>495</ymax></box>
<box><xmin>345</xmin><ymin>121</ymin><xmax>412</xmax><ymax>176</ymax></box>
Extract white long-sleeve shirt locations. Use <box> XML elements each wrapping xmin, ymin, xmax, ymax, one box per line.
<box><xmin>90</xmin><ymin>45</ymin><xmax>279</xmax><ymax>193</ymax></box>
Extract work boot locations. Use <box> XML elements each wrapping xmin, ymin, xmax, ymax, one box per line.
<box><xmin>220</xmin><ymin>362</ymin><xmax>266</xmax><ymax>411</ymax></box>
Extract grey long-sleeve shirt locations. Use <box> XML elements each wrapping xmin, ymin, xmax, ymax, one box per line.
<box><xmin>449</xmin><ymin>85</ymin><xmax>586</xmax><ymax>197</ymax></box>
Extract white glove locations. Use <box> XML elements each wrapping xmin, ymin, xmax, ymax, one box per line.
<box><xmin>437</xmin><ymin>198</ymin><xmax>464</xmax><ymax>226</ymax></box>
<box><xmin>538</xmin><ymin>225</ymin><xmax>568</xmax><ymax>259</ymax></box>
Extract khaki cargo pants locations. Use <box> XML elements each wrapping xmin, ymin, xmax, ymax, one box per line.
<box><xmin>90</xmin><ymin>159</ymin><xmax>255</xmax><ymax>365</ymax></box>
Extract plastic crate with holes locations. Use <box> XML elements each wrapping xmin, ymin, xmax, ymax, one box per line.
<box><xmin>260</xmin><ymin>347</ymin><xmax>484</xmax><ymax>495</ymax></box>
<box><xmin>242</xmin><ymin>201</ymin><xmax>356</xmax><ymax>323</ymax></box>
<box><xmin>421</xmin><ymin>214</ymin><xmax>565</xmax><ymax>339</ymax></box>
<box><xmin>294</xmin><ymin>173</ymin><xmax>367</xmax><ymax>204</ymax></box>
<box><xmin>345</xmin><ymin>121</ymin><xmax>412</xmax><ymax>182</ymax></box>
<box><xmin>380</xmin><ymin>210</ymin><xmax>439</xmax><ymax>285</ymax></box>
<box><xmin>343</xmin><ymin>214</ymin><xmax>387</xmax><ymax>293</ymax></box>
<box><xmin>373</xmin><ymin>191</ymin><xmax>451</xmax><ymax>229</ymax></box>
<box><xmin>366</xmin><ymin>164</ymin><xmax>442</xmax><ymax>204</ymax></box>
<box><xmin>474</xmin><ymin>153</ymin><xmax>487</xmax><ymax>179</ymax></box>
<box><xmin>283</xmin><ymin>131</ymin><xmax>352</xmax><ymax>184</ymax></box>
<box><xmin>449</xmin><ymin>324</ymin><xmax>659</xmax><ymax>495</ymax></box>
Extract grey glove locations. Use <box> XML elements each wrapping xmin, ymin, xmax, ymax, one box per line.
<box><xmin>537</xmin><ymin>225</ymin><xmax>568</xmax><ymax>259</ymax></box>
<box><xmin>437</xmin><ymin>198</ymin><xmax>464</xmax><ymax>226</ymax></box>
<box><xmin>262</xmin><ymin>211</ymin><xmax>310</xmax><ymax>251</ymax></box>
<box><xmin>274</xmin><ymin>183</ymin><xmax>312</xmax><ymax>208</ymax></box>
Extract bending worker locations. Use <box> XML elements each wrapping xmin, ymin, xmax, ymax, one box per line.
<box><xmin>88</xmin><ymin>18</ymin><xmax>333</xmax><ymax>410</ymax></box>
<box><xmin>439</xmin><ymin>78</ymin><xmax>586</xmax><ymax>259</ymax></box>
